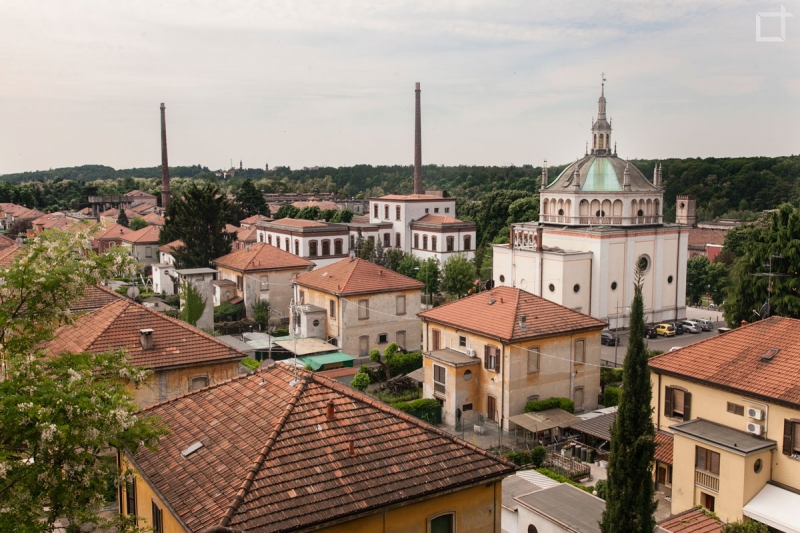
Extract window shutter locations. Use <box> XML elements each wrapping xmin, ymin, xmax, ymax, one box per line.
<box><xmin>683</xmin><ymin>392</ymin><xmax>692</xmax><ymax>421</ymax></box>
<box><xmin>784</xmin><ymin>419</ymin><xmax>794</xmax><ymax>456</ymax></box>
<box><xmin>484</xmin><ymin>345</ymin><xmax>490</xmax><ymax>370</ymax></box>
<box><xmin>494</xmin><ymin>347</ymin><xmax>500</xmax><ymax>372</ymax></box>
<box><xmin>664</xmin><ymin>386</ymin><xmax>673</xmax><ymax>417</ymax></box>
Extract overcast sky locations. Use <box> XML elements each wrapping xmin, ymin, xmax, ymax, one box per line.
<box><xmin>1</xmin><ymin>1</ymin><xmax>798</xmax><ymax>175</ymax></box>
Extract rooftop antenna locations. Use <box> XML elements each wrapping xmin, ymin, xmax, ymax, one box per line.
<box><xmin>750</xmin><ymin>254</ymin><xmax>790</xmax><ymax>318</ymax></box>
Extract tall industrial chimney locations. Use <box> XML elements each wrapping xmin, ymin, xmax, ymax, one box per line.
<box><xmin>413</xmin><ymin>83</ymin><xmax>423</xmax><ymax>195</ymax></box>
<box><xmin>160</xmin><ymin>103</ymin><xmax>172</xmax><ymax>208</ymax></box>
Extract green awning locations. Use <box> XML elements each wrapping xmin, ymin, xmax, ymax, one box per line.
<box><xmin>297</xmin><ymin>352</ymin><xmax>355</xmax><ymax>371</ymax></box>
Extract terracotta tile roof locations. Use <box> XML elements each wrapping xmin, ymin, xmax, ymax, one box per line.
<box><xmin>235</xmin><ymin>226</ymin><xmax>258</xmax><ymax>243</ymax></box>
<box><xmin>126</xmin><ymin>189</ymin><xmax>157</xmax><ymax>198</ymax></box>
<box><xmin>654</xmin><ymin>431</ymin><xmax>673</xmax><ymax>466</ymax></box>
<box><xmin>0</xmin><ymin>244</ymin><xmax>22</xmax><ymax>267</ymax></box>
<box><xmin>142</xmin><ymin>213</ymin><xmax>165</xmax><ymax>226</ymax></box>
<box><xmin>658</xmin><ymin>508</ymin><xmax>722</xmax><ymax>533</ymax></box>
<box><xmin>129</xmin><ymin>365</ymin><xmax>515</xmax><ymax>532</ymax></box>
<box><xmin>213</xmin><ymin>243</ymin><xmax>314</xmax><ymax>272</ymax></box>
<box><xmin>120</xmin><ymin>224</ymin><xmax>160</xmax><ymax>244</ymax></box>
<box><xmin>419</xmin><ymin>286</ymin><xmax>607</xmax><ymax>343</ymax></box>
<box><xmin>93</xmin><ymin>223</ymin><xmax>134</xmax><ymax>241</ymax></box>
<box><xmin>100</xmin><ymin>207</ymin><xmax>139</xmax><ymax>220</ymax></box>
<box><xmin>69</xmin><ymin>284</ymin><xmax>124</xmax><ymax>313</ymax></box>
<box><xmin>47</xmin><ymin>299</ymin><xmax>244</xmax><ymax>370</ymax></box>
<box><xmin>648</xmin><ymin>317</ymin><xmax>800</xmax><ymax>407</ymax></box>
<box><xmin>158</xmin><ymin>239</ymin><xmax>183</xmax><ymax>254</ymax></box>
<box><xmin>377</xmin><ymin>194</ymin><xmax>448</xmax><ymax>200</ymax></box>
<box><xmin>240</xmin><ymin>214</ymin><xmax>271</xmax><ymax>227</ymax></box>
<box><xmin>291</xmin><ymin>200</ymin><xmax>339</xmax><ymax>211</ymax></box>
<box><xmin>225</xmin><ymin>223</ymin><xmax>240</xmax><ymax>234</ymax></box>
<box><xmin>294</xmin><ymin>257</ymin><xmax>424</xmax><ymax>296</ymax></box>
<box><xmin>412</xmin><ymin>214</ymin><xmax>464</xmax><ymax>224</ymax></box>
<box><xmin>271</xmin><ymin>217</ymin><xmax>328</xmax><ymax>227</ymax></box>
<box><xmin>0</xmin><ymin>233</ymin><xmax>17</xmax><ymax>249</ymax></box>
<box><xmin>687</xmin><ymin>228</ymin><xmax>727</xmax><ymax>249</ymax></box>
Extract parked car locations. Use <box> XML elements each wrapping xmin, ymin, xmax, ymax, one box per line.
<box><xmin>656</xmin><ymin>323</ymin><xmax>676</xmax><ymax>337</ymax></box>
<box><xmin>695</xmin><ymin>318</ymin><xmax>713</xmax><ymax>331</ymax></box>
<box><xmin>601</xmin><ymin>331</ymin><xmax>620</xmax><ymax>346</ymax></box>
<box><xmin>680</xmin><ymin>320</ymin><xmax>701</xmax><ymax>333</ymax></box>
<box><xmin>671</xmin><ymin>322</ymin><xmax>685</xmax><ymax>335</ymax></box>
<box><xmin>645</xmin><ymin>326</ymin><xmax>658</xmax><ymax>339</ymax></box>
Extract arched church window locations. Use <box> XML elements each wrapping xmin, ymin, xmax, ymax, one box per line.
<box><xmin>637</xmin><ymin>209</ymin><xmax>644</xmax><ymax>217</ymax></box>
<box><xmin>558</xmin><ymin>209</ymin><xmax>564</xmax><ymax>216</ymax></box>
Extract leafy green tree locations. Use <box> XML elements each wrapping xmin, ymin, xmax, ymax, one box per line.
<box><xmin>297</xmin><ymin>206</ymin><xmax>321</xmax><ymax>220</ymax></box>
<box><xmin>236</xmin><ymin>179</ymin><xmax>268</xmax><ymax>217</ymax></box>
<box><xmin>0</xmin><ymin>230</ymin><xmax>165</xmax><ymax>533</ymax></box>
<box><xmin>476</xmin><ymin>190</ymin><xmax>531</xmax><ymax>245</ymax></box>
<box><xmin>396</xmin><ymin>253</ymin><xmax>421</xmax><ymax>279</ymax></box>
<box><xmin>159</xmin><ymin>181</ymin><xmax>238</xmax><ymax>268</ymax></box>
<box><xmin>373</xmin><ymin>240</ymin><xmax>386</xmax><ymax>266</ymax></box>
<box><xmin>601</xmin><ymin>270</ymin><xmax>657</xmax><ymax>533</ymax></box>
<box><xmin>351</xmin><ymin>372</ymin><xmax>370</xmax><ymax>391</ymax></box>
<box><xmin>416</xmin><ymin>258</ymin><xmax>440</xmax><ymax>298</ymax></box>
<box><xmin>507</xmin><ymin>195</ymin><xmax>540</xmax><ymax>225</ymax></box>
<box><xmin>358</xmin><ymin>238</ymin><xmax>375</xmax><ymax>261</ymax></box>
<box><xmin>331</xmin><ymin>209</ymin><xmax>354</xmax><ymax>223</ymax></box>
<box><xmin>128</xmin><ymin>217</ymin><xmax>148</xmax><ymax>231</ymax></box>
<box><xmin>705</xmin><ymin>262</ymin><xmax>729</xmax><ymax>305</ymax></box>
<box><xmin>687</xmin><ymin>255</ymin><xmax>710</xmax><ymax>305</ymax></box>
<box><xmin>441</xmin><ymin>253</ymin><xmax>477</xmax><ymax>298</ymax></box>
<box><xmin>179</xmin><ymin>281</ymin><xmax>206</xmax><ymax>327</ymax></box>
<box><xmin>369</xmin><ymin>349</ymin><xmax>381</xmax><ymax>363</ymax></box>
<box><xmin>251</xmin><ymin>299</ymin><xmax>270</xmax><ymax>330</ymax></box>
<box><xmin>383</xmin><ymin>249</ymin><xmax>407</xmax><ymax>272</ymax></box>
<box><xmin>321</xmin><ymin>209</ymin><xmax>338</xmax><ymax>221</ymax></box>
<box><xmin>275</xmin><ymin>204</ymin><xmax>299</xmax><ymax>219</ymax></box>
<box><xmin>117</xmin><ymin>208</ymin><xmax>130</xmax><ymax>227</ymax></box>
<box><xmin>725</xmin><ymin>204</ymin><xmax>800</xmax><ymax>326</ymax></box>
<box><xmin>721</xmin><ymin>518</ymin><xmax>769</xmax><ymax>533</ymax></box>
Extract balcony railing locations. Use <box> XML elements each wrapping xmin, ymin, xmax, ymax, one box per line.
<box><xmin>433</xmin><ymin>382</ymin><xmax>446</xmax><ymax>396</ymax></box>
<box><xmin>695</xmin><ymin>469</ymin><xmax>719</xmax><ymax>493</ymax></box>
<box><xmin>537</xmin><ymin>214</ymin><xmax>663</xmax><ymax>225</ymax></box>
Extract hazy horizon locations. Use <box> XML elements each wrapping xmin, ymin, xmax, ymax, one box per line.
<box><xmin>2</xmin><ymin>1</ymin><xmax>798</xmax><ymax>175</ymax></box>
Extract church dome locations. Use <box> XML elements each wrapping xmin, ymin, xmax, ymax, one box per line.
<box><xmin>546</xmin><ymin>155</ymin><xmax>658</xmax><ymax>193</ymax></box>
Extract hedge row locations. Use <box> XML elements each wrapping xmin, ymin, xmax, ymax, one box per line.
<box><xmin>524</xmin><ymin>397</ymin><xmax>575</xmax><ymax>414</ymax></box>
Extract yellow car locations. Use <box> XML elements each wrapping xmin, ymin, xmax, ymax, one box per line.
<box><xmin>656</xmin><ymin>323</ymin><xmax>676</xmax><ymax>337</ymax></box>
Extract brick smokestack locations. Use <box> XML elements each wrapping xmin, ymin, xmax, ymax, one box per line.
<box><xmin>413</xmin><ymin>82</ymin><xmax>423</xmax><ymax>195</ymax></box>
<box><xmin>160</xmin><ymin>103</ymin><xmax>172</xmax><ymax>208</ymax></box>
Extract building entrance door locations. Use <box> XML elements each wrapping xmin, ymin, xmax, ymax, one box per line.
<box><xmin>487</xmin><ymin>395</ymin><xmax>497</xmax><ymax>422</ymax></box>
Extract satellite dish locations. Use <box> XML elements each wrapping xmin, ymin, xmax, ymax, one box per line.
<box><xmin>126</xmin><ymin>286</ymin><xmax>140</xmax><ymax>299</ymax></box>
<box><xmin>759</xmin><ymin>302</ymin><xmax>771</xmax><ymax>319</ymax></box>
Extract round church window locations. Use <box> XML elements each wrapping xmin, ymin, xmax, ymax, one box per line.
<box><xmin>754</xmin><ymin>459</ymin><xmax>763</xmax><ymax>473</ymax></box>
<box><xmin>499</xmin><ymin>275</ymin><xmax>506</xmax><ymax>283</ymax></box>
<box><xmin>611</xmin><ymin>281</ymin><xmax>618</xmax><ymax>291</ymax></box>
<box><xmin>668</xmin><ymin>275</ymin><xmax>674</xmax><ymax>284</ymax></box>
<box><xmin>573</xmin><ymin>284</ymin><xmax>580</xmax><ymax>293</ymax></box>
<box><xmin>548</xmin><ymin>283</ymin><xmax>555</xmax><ymax>293</ymax></box>
<box><xmin>680</xmin><ymin>202</ymin><xmax>686</xmax><ymax>209</ymax></box>
<box><xmin>637</xmin><ymin>255</ymin><xmax>651</xmax><ymax>273</ymax></box>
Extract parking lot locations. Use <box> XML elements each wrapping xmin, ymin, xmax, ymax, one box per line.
<box><xmin>601</xmin><ymin>308</ymin><xmax>725</xmax><ymax>367</ymax></box>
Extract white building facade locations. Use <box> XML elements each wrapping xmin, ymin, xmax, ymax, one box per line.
<box><xmin>493</xmin><ymin>82</ymin><xmax>689</xmax><ymax>327</ymax></box>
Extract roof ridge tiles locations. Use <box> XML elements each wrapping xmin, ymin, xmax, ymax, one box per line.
<box><xmin>309</xmin><ymin>372</ymin><xmax>517</xmax><ymax>470</ymax></box>
<box><xmin>219</xmin><ymin>375</ymin><xmax>309</xmax><ymax>528</ymax></box>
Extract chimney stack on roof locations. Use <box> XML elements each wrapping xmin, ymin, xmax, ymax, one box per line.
<box><xmin>348</xmin><ymin>437</ymin><xmax>356</xmax><ymax>457</ymax></box>
<box><xmin>413</xmin><ymin>83</ymin><xmax>423</xmax><ymax>195</ymax></box>
<box><xmin>140</xmin><ymin>328</ymin><xmax>154</xmax><ymax>350</ymax></box>
<box><xmin>325</xmin><ymin>400</ymin><xmax>335</xmax><ymax>420</ymax></box>
<box><xmin>160</xmin><ymin>103</ymin><xmax>172</xmax><ymax>209</ymax></box>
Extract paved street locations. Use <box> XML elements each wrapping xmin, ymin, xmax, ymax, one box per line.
<box><xmin>601</xmin><ymin>307</ymin><xmax>726</xmax><ymax>367</ymax></box>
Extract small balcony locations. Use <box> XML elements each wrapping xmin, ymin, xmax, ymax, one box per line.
<box><xmin>695</xmin><ymin>469</ymin><xmax>719</xmax><ymax>493</ymax></box>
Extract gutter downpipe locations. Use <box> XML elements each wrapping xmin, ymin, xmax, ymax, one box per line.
<box><xmin>675</xmin><ymin>225</ymin><xmax>681</xmax><ymax>321</ymax></box>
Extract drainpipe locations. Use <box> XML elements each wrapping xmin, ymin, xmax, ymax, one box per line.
<box><xmin>588</xmin><ymin>258</ymin><xmax>593</xmax><ymax>316</ymax></box>
<box><xmin>675</xmin><ymin>226</ymin><xmax>681</xmax><ymax>321</ymax></box>
<box><xmin>500</xmin><ymin>342</ymin><xmax>506</xmax><ymax>442</ymax></box>
<box><xmin>657</xmin><ymin>373</ymin><xmax>662</xmax><ymax>430</ymax></box>
<box><xmin>569</xmin><ymin>333</ymin><xmax>574</xmax><ymax>401</ymax></box>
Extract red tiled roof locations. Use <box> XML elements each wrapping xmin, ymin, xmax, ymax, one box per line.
<box><xmin>377</xmin><ymin>194</ymin><xmax>448</xmax><ymax>200</ymax></box>
<box><xmin>648</xmin><ymin>317</ymin><xmax>800</xmax><ymax>407</ymax></box>
<box><xmin>100</xmin><ymin>207</ymin><xmax>139</xmax><ymax>220</ymax></box>
<box><xmin>129</xmin><ymin>365</ymin><xmax>515</xmax><ymax>532</ymax></box>
<box><xmin>142</xmin><ymin>213</ymin><xmax>165</xmax><ymax>226</ymax></box>
<box><xmin>654</xmin><ymin>431</ymin><xmax>673</xmax><ymax>466</ymax></box>
<box><xmin>158</xmin><ymin>239</ymin><xmax>183</xmax><ymax>254</ymax></box>
<box><xmin>69</xmin><ymin>284</ymin><xmax>124</xmax><ymax>313</ymax></box>
<box><xmin>419</xmin><ymin>286</ymin><xmax>607</xmax><ymax>343</ymax></box>
<box><xmin>658</xmin><ymin>508</ymin><xmax>722</xmax><ymax>533</ymax></box>
<box><xmin>213</xmin><ymin>242</ymin><xmax>314</xmax><ymax>272</ymax></box>
<box><xmin>0</xmin><ymin>233</ymin><xmax>17</xmax><ymax>249</ymax></box>
<box><xmin>412</xmin><ymin>214</ymin><xmax>464</xmax><ymax>224</ymax></box>
<box><xmin>47</xmin><ymin>299</ymin><xmax>244</xmax><ymax>370</ymax></box>
<box><xmin>0</xmin><ymin>244</ymin><xmax>22</xmax><ymax>267</ymax></box>
<box><xmin>93</xmin><ymin>223</ymin><xmax>134</xmax><ymax>241</ymax></box>
<box><xmin>271</xmin><ymin>217</ymin><xmax>328</xmax><ymax>227</ymax></box>
<box><xmin>120</xmin><ymin>224</ymin><xmax>160</xmax><ymax>244</ymax></box>
<box><xmin>126</xmin><ymin>189</ymin><xmax>157</xmax><ymax>198</ymax></box>
<box><xmin>240</xmin><ymin>214</ymin><xmax>271</xmax><ymax>226</ymax></box>
<box><xmin>225</xmin><ymin>223</ymin><xmax>240</xmax><ymax>234</ymax></box>
<box><xmin>294</xmin><ymin>257</ymin><xmax>424</xmax><ymax>296</ymax></box>
<box><xmin>687</xmin><ymin>228</ymin><xmax>727</xmax><ymax>249</ymax></box>
<box><xmin>235</xmin><ymin>226</ymin><xmax>258</xmax><ymax>242</ymax></box>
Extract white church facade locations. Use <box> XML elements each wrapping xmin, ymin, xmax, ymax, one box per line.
<box><xmin>492</xmin><ymin>81</ymin><xmax>689</xmax><ymax>327</ymax></box>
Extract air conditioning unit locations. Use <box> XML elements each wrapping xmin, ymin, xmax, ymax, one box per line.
<box><xmin>746</xmin><ymin>422</ymin><xmax>762</xmax><ymax>436</ymax></box>
<box><xmin>466</xmin><ymin>348</ymin><xmax>477</xmax><ymax>358</ymax></box>
<box><xmin>747</xmin><ymin>407</ymin><xmax>763</xmax><ymax>420</ymax></box>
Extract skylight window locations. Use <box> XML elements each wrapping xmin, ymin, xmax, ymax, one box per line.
<box><xmin>181</xmin><ymin>441</ymin><xmax>204</xmax><ymax>457</ymax></box>
<box><xmin>761</xmin><ymin>347</ymin><xmax>780</xmax><ymax>362</ymax></box>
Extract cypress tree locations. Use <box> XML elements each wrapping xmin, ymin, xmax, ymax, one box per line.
<box><xmin>116</xmin><ymin>208</ymin><xmax>129</xmax><ymax>227</ymax></box>
<box><xmin>600</xmin><ymin>268</ymin><xmax>657</xmax><ymax>533</ymax></box>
